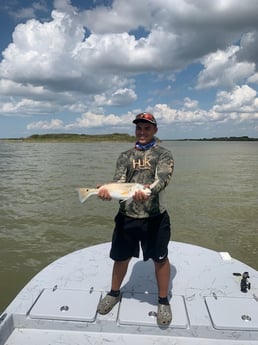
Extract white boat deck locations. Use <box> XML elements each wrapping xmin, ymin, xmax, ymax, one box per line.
<box><xmin>0</xmin><ymin>241</ymin><xmax>258</xmax><ymax>344</ymax></box>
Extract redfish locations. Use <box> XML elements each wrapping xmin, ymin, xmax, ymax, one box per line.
<box><xmin>77</xmin><ymin>182</ymin><xmax>152</xmax><ymax>204</ymax></box>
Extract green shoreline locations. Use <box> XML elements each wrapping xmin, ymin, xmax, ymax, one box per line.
<box><xmin>1</xmin><ymin>133</ymin><xmax>136</xmax><ymax>143</ymax></box>
<box><xmin>1</xmin><ymin>133</ymin><xmax>258</xmax><ymax>142</ymax></box>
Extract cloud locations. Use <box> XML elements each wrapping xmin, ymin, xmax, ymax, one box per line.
<box><xmin>71</xmin><ymin>111</ymin><xmax>125</xmax><ymax>128</ymax></box>
<box><xmin>0</xmin><ymin>0</ymin><xmax>258</xmax><ymax>137</ymax></box>
<box><xmin>26</xmin><ymin>110</ymin><xmax>131</xmax><ymax>131</ymax></box>
<box><xmin>5</xmin><ymin>0</ymin><xmax>50</xmax><ymax>21</ymax></box>
<box><xmin>2</xmin><ymin>0</ymin><xmax>257</xmax><ymax>88</ymax></box>
<box><xmin>152</xmin><ymin>103</ymin><xmax>207</xmax><ymax>125</ymax></box>
<box><xmin>248</xmin><ymin>73</ymin><xmax>258</xmax><ymax>83</ymax></box>
<box><xmin>196</xmin><ymin>46</ymin><xmax>255</xmax><ymax>89</ymax></box>
<box><xmin>27</xmin><ymin>119</ymin><xmax>64</xmax><ymax>130</ymax></box>
<box><xmin>26</xmin><ymin>83</ymin><xmax>258</xmax><ymax>133</ymax></box>
<box><xmin>183</xmin><ymin>97</ymin><xmax>199</xmax><ymax>110</ymax></box>
<box><xmin>107</xmin><ymin>88</ymin><xmax>137</xmax><ymax>106</ymax></box>
<box><xmin>214</xmin><ymin>85</ymin><xmax>258</xmax><ymax>117</ymax></box>
<box><xmin>237</xmin><ymin>31</ymin><xmax>258</xmax><ymax>67</ymax></box>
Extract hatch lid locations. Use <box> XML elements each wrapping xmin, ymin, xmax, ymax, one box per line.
<box><xmin>119</xmin><ymin>293</ymin><xmax>188</xmax><ymax>328</ymax></box>
<box><xmin>205</xmin><ymin>296</ymin><xmax>258</xmax><ymax>331</ymax></box>
<box><xmin>29</xmin><ymin>288</ymin><xmax>101</xmax><ymax>322</ymax></box>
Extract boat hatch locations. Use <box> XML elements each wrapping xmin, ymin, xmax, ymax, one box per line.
<box><xmin>205</xmin><ymin>296</ymin><xmax>258</xmax><ymax>331</ymax></box>
<box><xmin>29</xmin><ymin>288</ymin><xmax>101</xmax><ymax>322</ymax></box>
<box><xmin>119</xmin><ymin>293</ymin><xmax>188</xmax><ymax>328</ymax></box>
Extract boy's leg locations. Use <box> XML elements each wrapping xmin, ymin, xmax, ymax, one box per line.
<box><xmin>154</xmin><ymin>257</ymin><xmax>170</xmax><ymax>298</ymax></box>
<box><xmin>111</xmin><ymin>259</ymin><xmax>131</xmax><ymax>291</ymax></box>
<box><xmin>154</xmin><ymin>257</ymin><xmax>172</xmax><ymax>327</ymax></box>
<box><xmin>97</xmin><ymin>259</ymin><xmax>130</xmax><ymax>315</ymax></box>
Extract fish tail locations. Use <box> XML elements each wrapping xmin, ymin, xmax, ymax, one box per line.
<box><xmin>77</xmin><ymin>188</ymin><xmax>96</xmax><ymax>203</ymax></box>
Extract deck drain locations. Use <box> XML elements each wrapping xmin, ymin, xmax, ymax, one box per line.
<box><xmin>241</xmin><ymin>314</ymin><xmax>251</xmax><ymax>322</ymax></box>
<box><xmin>60</xmin><ymin>305</ymin><xmax>69</xmax><ymax>312</ymax></box>
<box><xmin>148</xmin><ymin>311</ymin><xmax>157</xmax><ymax>318</ymax></box>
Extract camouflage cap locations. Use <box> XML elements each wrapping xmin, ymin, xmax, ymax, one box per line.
<box><xmin>133</xmin><ymin>112</ymin><xmax>157</xmax><ymax>126</ymax></box>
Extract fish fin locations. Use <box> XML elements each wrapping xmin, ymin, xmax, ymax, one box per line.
<box><xmin>150</xmin><ymin>180</ymin><xmax>159</xmax><ymax>190</ymax></box>
<box><xmin>125</xmin><ymin>197</ymin><xmax>134</xmax><ymax>205</ymax></box>
<box><xmin>77</xmin><ymin>188</ymin><xmax>96</xmax><ymax>203</ymax></box>
<box><xmin>119</xmin><ymin>197</ymin><xmax>133</xmax><ymax>205</ymax></box>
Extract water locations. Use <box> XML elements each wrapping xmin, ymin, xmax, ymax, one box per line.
<box><xmin>0</xmin><ymin>141</ymin><xmax>257</xmax><ymax>312</ymax></box>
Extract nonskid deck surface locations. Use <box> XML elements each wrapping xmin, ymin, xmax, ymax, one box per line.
<box><xmin>1</xmin><ymin>241</ymin><xmax>258</xmax><ymax>345</ymax></box>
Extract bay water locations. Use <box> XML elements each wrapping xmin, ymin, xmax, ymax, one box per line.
<box><xmin>0</xmin><ymin>140</ymin><xmax>257</xmax><ymax>312</ymax></box>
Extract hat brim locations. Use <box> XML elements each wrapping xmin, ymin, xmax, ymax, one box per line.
<box><xmin>133</xmin><ymin>119</ymin><xmax>157</xmax><ymax>125</ymax></box>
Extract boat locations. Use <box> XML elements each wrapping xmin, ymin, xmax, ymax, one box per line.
<box><xmin>0</xmin><ymin>241</ymin><xmax>258</xmax><ymax>344</ymax></box>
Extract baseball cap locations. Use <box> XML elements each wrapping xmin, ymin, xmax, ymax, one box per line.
<box><xmin>133</xmin><ymin>112</ymin><xmax>157</xmax><ymax>126</ymax></box>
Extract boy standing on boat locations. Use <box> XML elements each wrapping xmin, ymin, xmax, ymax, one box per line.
<box><xmin>97</xmin><ymin>112</ymin><xmax>174</xmax><ymax>326</ymax></box>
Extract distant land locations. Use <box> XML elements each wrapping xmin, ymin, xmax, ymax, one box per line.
<box><xmin>0</xmin><ymin>133</ymin><xmax>258</xmax><ymax>142</ymax></box>
<box><xmin>1</xmin><ymin>133</ymin><xmax>135</xmax><ymax>142</ymax></box>
<box><xmin>180</xmin><ymin>136</ymin><xmax>258</xmax><ymax>141</ymax></box>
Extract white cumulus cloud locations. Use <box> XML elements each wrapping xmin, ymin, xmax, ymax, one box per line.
<box><xmin>0</xmin><ymin>0</ymin><xmax>258</xmax><ymax>138</ymax></box>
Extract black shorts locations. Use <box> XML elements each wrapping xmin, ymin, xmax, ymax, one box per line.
<box><xmin>110</xmin><ymin>211</ymin><xmax>171</xmax><ymax>262</ymax></box>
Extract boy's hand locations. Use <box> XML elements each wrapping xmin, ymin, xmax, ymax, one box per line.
<box><xmin>133</xmin><ymin>189</ymin><xmax>150</xmax><ymax>202</ymax></box>
<box><xmin>97</xmin><ymin>185</ymin><xmax>112</xmax><ymax>200</ymax></box>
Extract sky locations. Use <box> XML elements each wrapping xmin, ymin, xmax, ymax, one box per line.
<box><xmin>0</xmin><ymin>0</ymin><xmax>258</xmax><ymax>139</ymax></box>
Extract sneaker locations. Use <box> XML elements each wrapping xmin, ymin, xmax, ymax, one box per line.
<box><xmin>97</xmin><ymin>294</ymin><xmax>120</xmax><ymax>315</ymax></box>
<box><xmin>157</xmin><ymin>303</ymin><xmax>172</xmax><ymax>326</ymax></box>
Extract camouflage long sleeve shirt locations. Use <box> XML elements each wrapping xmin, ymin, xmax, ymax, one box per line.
<box><xmin>113</xmin><ymin>145</ymin><xmax>174</xmax><ymax>218</ymax></box>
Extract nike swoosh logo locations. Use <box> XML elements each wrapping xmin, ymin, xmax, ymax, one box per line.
<box><xmin>158</xmin><ymin>254</ymin><xmax>166</xmax><ymax>260</ymax></box>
